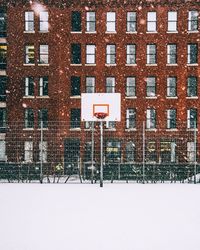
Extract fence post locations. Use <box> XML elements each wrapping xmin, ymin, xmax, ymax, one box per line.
<box><xmin>194</xmin><ymin>123</ymin><xmax>197</xmax><ymax>184</ymax></box>
<box><xmin>142</xmin><ymin>121</ymin><xmax>145</xmax><ymax>184</ymax></box>
<box><xmin>91</xmin><ymin>121</ymin><xmax>94</xmax><ymax>184</ymax></box>
<box><xmin>40</xmin><ymin>121</ymin><xmax>43</xmax><ymax>183</ymax></box>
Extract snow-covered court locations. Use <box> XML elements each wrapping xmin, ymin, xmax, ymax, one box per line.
<box><xmin>0</xmin><ymin>184</ymin><xmax>200</xmax><ymax>250</ymax></box>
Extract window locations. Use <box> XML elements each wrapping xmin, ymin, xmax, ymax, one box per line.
<box><xmin>39</xmin><ymin>45</ymin><xmax>48</xmax><ymax>64</ymax></box>
<box><xmin>167</xmin><ymin>77</ymin><xmax>177</xmax><ymax>97</ymax></box>
<box><xmin>146</xmin><ymin>109</ymin><xmax>156</xmax><ymax>129</ymax></box>
<box><xmin>24</xmin><ymin>141</ymin><xmax>33</xmax><ymax>162</ymax></box>
<box><xmin>25</xmin><ymin>45</ymin><xmax>34</xmax><ymax>64</ymax></box>
<box><xmin>0</xmin><ymin>76</ymin><xmax>6</xmax><ymax>101</ymax></box>
<box><xmin>25</xmin><ymin>77</ymin><xmax>34</xmax><ymax>96</ymax></box>
<box><xmin>38</xmin><ymin>109</ymin><xmax>48</xmax><ymax>128</ymax></box>
<box><xmin>188</xmin><ymin>11</ymin><xmax>198</xmax><ymax>31</ymax></box>
<box><xmin>147</xmin><ymin>12</ymin><xmax>157</xmax><ymax>32</ymax></box>
<box><xmin>168</xmin><ymin>11</ymin><xmax>177</xmax><ymax>32</ymax></box>
<box><xmin>0</xmin><ymin>8</ymin><xmax>7</xmax><ymax>37</ymax></box>
<box><xmin>125</xmin><ymin>141</ymin><xmax>135</xmax><ymax>162</ymax></box>
<box><xmin>71</xmin><ymin>11</ymin><xmax>81</xmax><ymax>32</ymax></box>
<box><xmin>0</xmin><ymin>44</ymin><xmax>7</xmax><ymax>69</ymax></box>
<box><xmin>106</xmin><ymin>12</ymin><xmax>116</xmax><ymax>32</ymax></box>
<box><xmin>126</xmin><ymin>77</ymin><xmax>136</xmax><ymax>97</ymax></box>
<box><xmin>187</xmin><ymin>142</ymin><xmax>196</xmax><ymax>162</ymax></box>
<box><xmin>39</xmin><ymin>77</ymin><xmax>48</xmax><ymax>96</ymax></box>
<box><xmin>106</xmin><ymin>121</ymin><xmax>116</xmax><ymax>129</ymax></box>
<box><xmin>0</xmin><ymin>108</ymin><xmax>6</xmax><ymax>128</ymax></box>
<box><xmin>160</xmin><ymin>141</ymin><xmax>176</xmax><ymax>163</ymax></box>
<box><xmin>0</xmin><ymin>140</ymin><xmax>6</xmax><ymax>161</ymax></box>
<box><xmin>24</xmin><ymin>108</ymin><xmax>34</xmax><ymax>128</ymax></box>
<box><xmin>84</xmin><ymin>141</ymin><xmax>92</xmax><ymax>162</ymax></box>
<box><xmin>39</xmin><ymin>11</ymin><xmax>48</xmax><ymax>32</ymax></box>
<box><xmin>86</xmin><ymin>45</ymin><xmax>96</xmax><ymax>64</ymax></box>
<box><xmin>106</xmin><ymin>77</ymin><xmax>115</xmax><ymax>93</ymax></box>
<box><xmin>146</xmin><ymin>141</ymin><xmax>157</xmax><ymax>163</ymax></box>
<box><xmin>167</xmin><ymin>44</ymin><xmax>177</xmax><ymax>64</ymax></box>
<box><xmin>86</xmin><ymin>12</ymin><xmax>96</xmax><ymax>32</ymax></box>
<box><xmin>106</xmin><ymin>140</ymin><xmax>121</xmax><ymax>162</ymax></box>
<box><xmin>187</xmin><ymin>44</ymin><xmax>198</xmax><ymax>64</ymax></box>
<box><xmin>187</xmin><ymin>108</ymin><xmax>197</xmax><ymax>129</ymax></box>
<box><xmin>126</xmin><ymin>44</ymin><xmax>136</xmax><ymax>64</ymax></box>
<box><xmin>86</xmin><ymin>77</ymin><xmax>95</xmax><ymax>93</ymax></box>
<box><xmin>71</xmin><ymin>44</ymin><xmax>81</xmax><ymax>64</ymax></box>
<box><xmin>70</xmin><ymin>109</ymin><xmax>81</xmax><ymax>128</ymax></box>
<box><xmin>127</xmin><ymin>12</ymin><xmax>136</xmax><ymax>32</ymax></box>
<box><xmin>39</xmin><ymin>141</ymin><xmax>47</xmax><ymax>162</ymax></box>
<box><xmin>71</xmin><ymin>76</ymin><xmax>80</xmax><ymax>96</ymax></box>
<box><xmin>146</xmin><ymin>77</ymin><xmax>156</xmax><ymax>97</ymax></box>
<box><xmin>167</xmin><ymin>109</ymin><xmax>176</xmax><ymax>129</ymax></box>
<box><xmin>187</xmin><ymin>76</ymin><xmax>197</xmax><ymax>97</ymax></box>
<box><xmin>126</xmin><ymin>108</ymin><xmax>136</xmax><ymax>129</ymax></box>
<box><xmin>106</xmin><ymin>45</ymin><xmax>116</xmax><ymax>64</ymax></box>
<box><xmin>147</xmin><ymin>44</ymin><xmax>156</xmax><ymax>64</ymax></box>
<box><xmin>25</xmin><ymin>11</ymin><xmax>34</xmax><ymax>31</ymax></box>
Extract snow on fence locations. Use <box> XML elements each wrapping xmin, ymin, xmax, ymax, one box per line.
<box><xmin>0</xmin><ymin>121</ymin><xmax>200</xmax><ymax>183</ymax></box>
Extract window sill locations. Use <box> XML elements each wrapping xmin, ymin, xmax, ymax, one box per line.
<box><xmin>0</xmin><ymin>70</ymin><xmax>6</xmax><ymax>75</ymax></box>
<box><xmin>187</xmin><ymin>30</ymin><xmax>199</xmax><ymax>33</ymax></box>
<box><xmin>70</xmin><ymin>128</ymin><xmax>81</xmax><ymax>131</ymax></box>
<box><xmin>166</xmin><ymin>64</ymin><xmax>178</xmax><ymax>66</ymax></box>
<box><xmin>105</xmin><ymin>64</ymin><xmax>117</xmax><ymax>66</ymax></box>
<box><xmin>85</xmin><ymin>64</ymin><xmax>96</xmax><ymax>66</ymax></box>
<box><xmin>186</xmin><ymin>96</ymin><xmax>198</xmax><ymax>99</ymax></box>
<box><xmin>187</xmin><ymin>64</ymin><xmax>198</xmax><ymax>66</ymax></box>
<box><xmin>125</xmin><ymin>64</ymin><xmax>137</xmax><ymax>66</ymax></box>
<box><xmin>85</xmin><ymin>31</ymin><xmax>97</xmax><ymax>34</ymax></box>
<box><xmin>24</xmin><ymin>31</ymin><xmax>35</xmax><ymax>33</ymax></box>
<box><xmin>23</xmin><ymin>64</ymin><xmax>35</xmax><ymax>66</ymax></box>
<box><xmin>166</xmin><ymin>96</ymin><xmax>178</xmax><ymax>99</ymax></box>
<box><xmin>187</xmin><ymin>128</ymin><xmax>198</xmax><ymax>131</ymax></box>
<box><xmin>125</xmin><ymin>96</ymin><xmax>137</xmax><ymax>99</ymax></box>
<box><xmin>146</xmin><ymin>31</ymin><xmax>157</xmax><ymax>34</ymax></box>
<box><xmin>70</xmin><ymin>96</ymin><xmax>81</xmax><ymax>99</ymax></box>
<box><xmin>23</xmin><ymin>128</ymin><xmax>34</xmax><ymax>131</ymax></box>
<box><xmin>166</xmin><ymin>129</ymin><xmax>178</xmax><ymax>131</ymax></box>
<box><xmin>0</xmin><ymin>102</ymin><xmax>6</xmax><ymax>108</ymax></box>
<box><xmin>125</xmin><ymin>128</ymin><xmax>137</xmax><ymax>131</ymax></box>
<box><xmin>70</xmin><ymin>31</ymin><xmax>82</xmax><ymax>34</ymax></box>
<box><xmin>37</xmin><ymin>128</ymin><xmax>48</xmax><ymax>130</ymax></box>
<box><xmin>105</xmin><ymin>128</ymin><xmax>116</xmax><ymax>131</ymax></box>
<box><xmin>38</xmin><ymin>64</ymin><xmax>49</xmax><ymax>66</ymax></box>
<box><xmin>105</xmin><ymin>31</ymin><xmax>117</xmax><ymax>34</ymax></box>
<box><xmin>126</xmin><ymin>31</ymin><xmax>137</xmax><ymax>34</ymax></box>
<box><xmin>36</xmin><ymin>96</ymin><xmax>50</xmax><ymax>99</ymax></box>
<box><xmin>146</xmin><ymin>128</ymin><xmax>157</xmax><ymax>131</ymax></box>
<box><xmin>167</xmin><ymin>31</ymin><xmax>178</xmax><ymax>33</ymax></box>
<box><xmin>146</xmin><ymin>96</ymin><xmax>157</xmax><ymax>99</ymax></box>
<box><xmin>39</xmin><ymin>31</ymin><xmax>49</xmax><ymax>33</ymax></box>
<box><xmin>23</xmin><ymin>96</ymin><xmax>35</xmax><ymax>99</ymax></box>
<box><xmin>70</xmin><ymin>64</ymin><xmax>82</xmax><ymax>66</ymax></box>
<box><xmin>146</xmin><ymin>64</ymin><xmax>157</xmax><ymax>66</ymax></box>
<box><xmin>0</xmin><ymin>38</ymin><xmax>7</xmax><ymax>43</ymax></box>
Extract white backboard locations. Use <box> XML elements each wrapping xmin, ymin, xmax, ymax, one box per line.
<box><xmin>81</xmin><ymin>93</ymin><xmax>121</xmax><ymax>122</ymax></box>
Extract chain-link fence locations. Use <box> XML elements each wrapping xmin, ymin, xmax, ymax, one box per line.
<box><xmin>0</xmin><ymin>121</ymin><xmax>199</xmax><ymax>183</ymax></box>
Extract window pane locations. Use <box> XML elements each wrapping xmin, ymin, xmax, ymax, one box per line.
<box><xmin>72</xmin><ymin>11</ymin><xmax>81</xmax><ymax>31</ymax></box>
<box><xmin>71</xmin><ymin>44</ymin><xmax>81</xmax><ymax>64</ymax></box>
<box><xmin>71</xmin><ymin>76</ymin><xmax>80</xmax><ymax>96</ymax></box>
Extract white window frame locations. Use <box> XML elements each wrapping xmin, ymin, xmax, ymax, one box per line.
<box><xmin>146</xmin><ymin>77</ymin><xmax>156</xmax><ymax>97</ymax></box>
<box><xmin>24</xmin><ymin>141</ymin><xmax>33</xmax><ymax>162</ymax></box>
<box><xmin>187</xmin><ymin>44</ymin><xmax>198</xmax><ymax>64</ymax></box>
<box><xmin>106</xmin><ymin>44</ymin><xmax>116</xmax><ymax>64</ymax></box>
<box><xmin>167</xmin><ymin>77</ymin><xmax>177</xmax><ymax>97</ymax></box>
<box><xmin>127</xmin><ymin>12</ymin><xmax>136</xmax><ymax>32</ymax></box>
<box><xmin>25</xmin><ymin>77</ymin><xmax>34</xmax><ymax>96</ymax></box>
<box><xmin>147</xmin><ymin>44</ymin><xmax>156</xmax><ymax>64</ymax></box>
<box><xmin>86</xmin><ymin>45</ymin><xmax>96</xmax><ymax>64</ymax></box>
<box><xmin>167</xmin><ymin>44</ymin><xmax>177</xmax><ymax>64</ymax></box>
<box><xmin>39</xmin><ymin>45</ymin><xmax>49</xmax><ymax>64</ymax></box>
<box><xmin>168</xmin><ymin>11</ymin><xmax>177</xmax><ymax>32</ymax></box>
<box><xmin>146</xmin><ymin>109</ymin><xmax>156</xmax><ymax>129</ymax></box>
<box><xmin>86</xmin><ymin>77</ymin><xmax>95</xmax><ymax>93</ymax></box>
<box><xmin>25</xmin><ymin>11</ymin><xmax>34</xmax><ymax>32</ymax></box>
<box><xmin>167</xmin><ymin>109</ymin><xmax>176</xmax><ymax>129</ymax></box>
<box><xmin>147</xmin><ymin>12</ymin><xmax>157</xmax><ymax>32</ymax></box>
<box><xmin>126</xmin><ymin>108</ymin><xmax>136</xmax><ymax>129</ymax></box>
<box><xmin>39</xmin><ymin>11</ymin><xmax>49</xmax><ymax>32</ymax></box>
<box><xmin>126</xmin><ymin>44</ymin><xmax>136</xmax><ymax>64</ymax></box>
<box><xmin>188</xmin><ymin>10</ymin><xmax>198</xmax><ymax>31</ymax></box>
<box><xmin>126</xmin><ymin>77</ymin><xmax>136</xmax><ymax>97</ymax></box>
<box><xmin>106</xmin><ymin>77</ymin><xmax>115</xmax><ymax>93</ymax></box>
<box><xmin>39</xmin><ymin>141</ymin><xmax>47</xmax><ymax>162</ymax></box>
<box><xmin>86</xmin><ymin>12</ymin><xmax>96</xmax><ymax>32</ymax></box>
<box><xmin>187</xmin><ymin>142</ymin><xmax>196</xmax><ymax>162</ymax></box>
<box><xmin>0</xmin><ymin>140</ymin><xmax>6</xmax><ymax>161</ymax></box>
<box><xmin>106</xmin><ymin>12</ymin><xmax>116</xmax><ymax>32</ymax></box>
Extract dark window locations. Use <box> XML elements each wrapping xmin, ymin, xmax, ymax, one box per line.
<box><xmin>25</xmin><ymin>108</ymin><xmax>34</xmax><ymax>128</ymax></box>
<box><xmin>0</xmin><ymin>76</ymin><xmax>6</xmax><ymax>101</ymax></box>
<box><xmin>25</xmin><ymin>77</ymin><xmax>34</xmax><ymax>96</ymax></box>
<box><xmin>71</xmin><ymin>11</ymin><xmax>81</xmax><ymax>32</ymax></box>
<box><xmin>188</xmin><ymin>108</ymin><xmax>197</xmax><ymax>129</ymax></box>
<box><xmin>70</xmin><ymin>109</ymin><xmax>81</xmax><ymax>128</ymax></box>
<box><xmin>125</xmin><ymin>141</ymin><xmax>135</xmax><ymax>162</ymax></box>
<box><xmin>0</xmin><ymin>108</ymin><xmax>6</xmax><ymax>128</ymax></box>
<box><xmin>38</xmin><ymin>109</ymin><xmax>48</xmax><ymax>128</ymax></box>
<box><xmin>71</xmin><ymin>44</ymin><xmax>81</xmax><ymax>64</ymax></box>
<box><xmin>167</xmin><ymin>77</ymin><xmax>177</xmax><ymax>97</ymax></box>
<box><xmin>160</xmin><ymin>141</ymin><xmax>176</xmax><ymax>163</ymax></box>
<box><xmin>187</xmin><ymin>44</ymin><xmax>198</xmax><ymax>64</ymax></box>
<box><xmin>39</xmin><ymin>77</ymin><xmax>48</xmax><ymax>96</ymax></box>
<box><xmin>0</xmin><ymin>44</ymin><xmax>7</xmax><ymax>69</ymax></box>
<box><xmin>187</xmin><ymin>76</ymin><xmax>197</xmax><ymax>97</ymax></box>
<box><xmin>71</xmin><ymin>76</ymin><xmax>80</xmax><ymax>96</ymax></box>
<box><xmin>167</xmin><ymin>109</ymin><xmax>176</xmax><ymax>129</ymax></box>
<box><xmin>0</xmin><ymin>8</ymin><xmax>6</xmax><ymax>37</ymax></box>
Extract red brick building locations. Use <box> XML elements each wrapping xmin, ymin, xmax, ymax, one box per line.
<box><xmin>0</xmin><ymin>0</ymin><xmax>200</xmax><ymax>175</ymax></box>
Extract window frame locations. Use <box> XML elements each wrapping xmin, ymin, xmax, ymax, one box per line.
<box><xmin>39</xmin><ymin>11</ymin><xmax>49</xmax><ymax>32</ymax></box>
<box><xmin>86</xmin><ymin>12</ymin><xmax>96</xmax><ymax>32</ymax></box>
<box><xmin>146</xmin><ymin>109</ymin><xmax>156</xmax><ymax>129</ymax></box>
<box><xmin>188</xmin><ymin>10</ymin><xmax>198</xmax><ymax>32</ymax></box>
<box><xmin>71</xmin><ymin>11</ymin><xmax>81</xmax><ymax>32</ymax></box>
<box><xmin>187</xmin><ymin>43</ymin><xmax>198</xmax><ymax>64</ymax></box>
<box><xmin>147</xmin><ymin>44</ymin><xmax>157</xmax><ymax>64</ymax></box>
<box><xmin>106</xmin><ymin>77</ymin><xmax>115</xmax><ymax>93</ymax></box>
<box><xmin>187</xmin><ymin>76</ymin><xmax>197</xmax><ymax>97</ymax></box>
<box><xmin>126</xmin><ymin>44</ymin><xmax>136</xmax><ymax>64</ymax></box>
<box><xmin>127</xmin><ymin>12</ymin><xmax>136</xmax><ymax>32</ymax></box>
<box><xmin>167</xmin><ymin>11</ymin><xmax>177</xmax><ymax>32</ymax></box>
<box><xmin>71</xmin><ymin>43</ymin><xmax>81</xmax><ymax>64</ymax></box>
<box><xmin>126</xmin><ymin>77</ymin><xmax>136</xmax><ymax>97</ymax></box>
<box><xmin>86</xmin><ymin>77</ymin><xmax>95</xmax><ymax>93</ymax></box>
<box><xmin>167</xmin><ymin>109</ymin><xmax>177</xmax><ymax>129</ymax></box>
<box><xmin>147</xmin><ymin>11</ymin><xmax>157</xmax><ymax>32</ymax></box>
<box><xmin>25</xmin><ymin>44</ymin><xmax>34</xmax><ymax>64</ymax></box>
<box><xmin>106</xmin><ymin>12</ymin><xmax>116</xmax><ymax>32</ymax></box>
<box><xmin>146</xmin><ymin>77</ymin><xmax>156</xmax><ymax>97</ymax></box>
<box><xmin>25</xmin><ymin>11</ymin><xmax>34</xmax><ymax>32</ymax></box>
<box><xmin>25</xmin><ymin>77</ymin><xmax>34</xmax><ymax>97</ymax></box>
<box><xmin>86</xmin><ymin>44</ymin><xmax>96</xmax><ymax>64</ymax></box>
<box><xmin>167</xmin><ymin>44</ymin><xmax>177</xmax><ymax>64</ymax></box>
<box><xmin>24</xmin><ymin>108</ymin><xmax>34</xmax><ymax>128</ymax></box>
<box><xmin>39</xmin><ymin>77</ymin><xmax>48</xmax><ymax>96</ymax></box>
<box><xmin>126</xmin><ymin>108</ymin><xmax>136</xmax><ymax>129</ymax></box>
<box><xmin>106</xmin><ymin>44</ymin><xmax>116</xmax><ymax>64</ymax></box>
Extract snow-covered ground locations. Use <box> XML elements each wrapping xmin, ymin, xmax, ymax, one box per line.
<box><xmin>0</xmin><ymin>184</ymin><xmax>199</xmax><ymax>250</ymax></box>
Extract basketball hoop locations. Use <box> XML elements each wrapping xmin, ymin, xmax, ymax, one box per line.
<box><xmin>94</xmin><ymin>112</ymin><xmax>108</xmax><ymax>120</ymax></box>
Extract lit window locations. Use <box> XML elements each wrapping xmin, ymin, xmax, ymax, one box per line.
<box><xmin>105</xmin><ymin>141</ymin><xmax>121</xmax><ymax>162</ymax></box>
<box><xmin>126</xmin><ymin>44</ymin><xmax>136</xmax><ymax>64</ymax></box>
<box><xmin>106</xmin><ymin>77</ymin><xmax>115</xmax><ymax>93</ymax></box>
<box><xmin>146</xmin><ymin>109</ymin><xmax>156</xmax><ymax>129</ymax></box>
<box><xmin>126</xmin><ymin>77</ymin><xmax>136</xmax><ymax>97</ymax></box>
<box><xmin>167</xmin><ymin>44</ymin><xmax>177</xmax><ymax>64</ymax></box>
<box><xmin>146</xmin><ymin>77</ymin><xmax>156</xmax><ymax>97</ymax></box>
<box><xmin>167</xmin><ymin>109</ymin><xmax>176</xmax><ymax>129</ymax></box>
<box><xmin>106</xmin><ymin>12</ymin><xmax>116</xmax><ymax>32</ymax></box>
<box><xmin>86</xmin><ymin>77</ymin><xmax>95</xmax><ymax>93</ymax></box>
<box><xmin>187</xmin><ymin>76</ymin><xmax>197</xmax><ymax>97</ymax></box>
<box><xmin>147</xmin><ymin>12</ymin><xmax>157</xmax><ymax>32</ymax></box>
<box><xmin>167</xmin><ymin>77</ymin><xmax>177</xmax><ymax>97</ymax></box>
<box><xmin>25</xmin><ymin>77</ymin><xmax>34</xmax><ymax>96</ymax></box>
<box><xmin>188</xmin><ymin>11</ymin><xmax>198</xmax><ymax>31</ymax></box>
<box><xmin>187</xmin><ymin>44</ymin><xmax>198</xmax><ymax>64</ymax></box>
<box><xmin>126</xmin><ymin>108</ymin><xmax>136</xmax><ymax>129</ymax></box>
<box><xmin>25</xmin><ymin>45</ymin><xmax>34</xmax><ymax>64</ymax></box>
<box><xmin>86</xmin><ymin>45</ymin><xmax>96</xmax><ymax>64</ymax></box>
<box><xmin>106</xmin><ymin>45</ymin><xmax>116</xmax><ymax>64</ymax></box>
<box><xmin>39</xmin><ymin>11</ymin><xmax>48</xmax><ymax>32</ymax></box>
<box><xmin>71</xmin><ymin>11</ymin><xmax>81</xmax><ymax>32</ymax></box>
<box><xmin>39</xmin><ymin>45</ymin><xmax>48</xmax><ymax>64</ymax></box>
<box><xmin>39</xmin><ymin>77</ymin><xmax>48</xmax><ymax>96</ymax></box>
<box><xmin>0</xmin><ymin>44</ymin><xmax>7</xmax><ymax>69</ymax></box>
<box><xmin>86</xmin><ymin>12</ymin><xmax>96</xmax><ymax>32</ymax></box>
<box><xmin>25</xmin><ymin>11</ymin><xmax>34</xmax><ymax>31</ymax></box>
<box><xmin>147</xmin><ymin>44</ymin><xmax>156</xmax><ymax>64</ymax></box>
<box><xmin>168</xmin><ymin>11</ymin><xmax>177</xmax><ymax>32</ymax></box>
<box><xmin>127</xmin><ymin>12</ymin><xmax>136</xmax><ymax>32</ymax></box>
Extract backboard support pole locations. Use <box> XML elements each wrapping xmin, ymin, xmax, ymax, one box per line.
<box><xmin>100</xmin><ymin>121</ymin><xmax>103</xmax><ymax>188</ymax></box>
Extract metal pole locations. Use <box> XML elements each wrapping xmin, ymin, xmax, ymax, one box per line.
<box><xmin>142</xmin><ymin>121</ymin><xmax>145</xmax><ymax>184</ymax></box>
<box><xmin>91</xmin><ymin>121</ymin><xmax>94</xmax><ymax>184</ymax></box>
<box><xmin>100</xmin><ymin>120</ymin><xmax>103</xmax><ymax>187</ymax></box>
<box><xmin>194</xmin><ymin>123</ymin><xmax>197</xmax><ymax>184</ymax></box>
<box><xmin>40</xmin><ymin>121</ymin><xmax>43</xmax><ymax>183</ymax></box>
